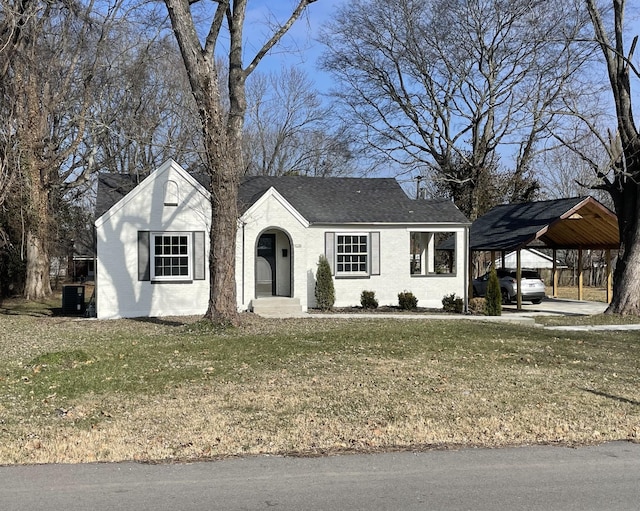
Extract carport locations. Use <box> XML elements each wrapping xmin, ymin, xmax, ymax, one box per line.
<box><xmin>469</xmin><ymin>196</ymin><xmax>620</xmax><ymax>309</ymax></box>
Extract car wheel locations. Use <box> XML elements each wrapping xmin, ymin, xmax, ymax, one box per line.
<box><xmin>531</xmin><ymin>299</ymin><xmax>542</xmax><ymax>304</ymax></box>
<box><xmin>472</xmin><ymin>287</ymin><xmax>479</xmax><ymax>298</ymax></box>
<box><xmin>501</xmin><ymin>289</ymin><xmax>511</xmax><ymax>304</ymax></box>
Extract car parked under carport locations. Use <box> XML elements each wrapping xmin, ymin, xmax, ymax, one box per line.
<box><xmin>473</xmin><ymin>268</ymin><xmax>546</xmax><ymax>304</ymax></box>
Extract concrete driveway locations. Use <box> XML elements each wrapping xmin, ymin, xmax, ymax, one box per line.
<box><xmin>503</xmin><ymin>297</ymin><xmax>608</xmax><ymax>317</ymax></box>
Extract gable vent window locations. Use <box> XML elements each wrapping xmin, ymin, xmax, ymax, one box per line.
<box><xmin>164</xmin><ymin>180</ymin><xmax>179</xmax><ymax>206</ymax></box>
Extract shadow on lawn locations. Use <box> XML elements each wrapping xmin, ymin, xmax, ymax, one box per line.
<box><xmin>580</xmin><ymin>387</ymin><xmax>640</xmax><ymax>406</ymax></box>
<box><xmin>130</xmin><ymin>316</ymin><xmax>189</xmax><ymax>327</ymax></box>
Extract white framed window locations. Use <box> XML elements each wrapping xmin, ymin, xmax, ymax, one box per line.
<box><xmin>336</xmin><ymin>234</ymin><xmax>369</xmax><ymax>275</ymax></box>
<box><xmin>150</xmin><ymin>232</ymin><xmax>192</xmax><ymax>281</ymax></box>
<box><xmin>325</xmin><ymin>231</ymin><xmax>380</xmax><ymax>278</ymax></box>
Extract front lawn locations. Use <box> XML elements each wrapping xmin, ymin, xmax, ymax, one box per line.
<box><xmin>0</xmin><ymin>310</ymin><xmax>638</xmax><ymax>464</ymax></box>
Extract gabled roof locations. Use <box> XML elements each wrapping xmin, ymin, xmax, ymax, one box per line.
<box><xmin>471</xmin><ymin>196</ymin><xmax>619</xmax><ymax>251</ymax></box>
<box><xmin>95</xmin><ymin>166</ymin><xmax>470</xmax><ymax>225</ymax></box>
<box><xmin>94</xmin><ymin>160</ymin><xmax>210</xmax><ymax>227</ymax></box>
<box><xmin>238</xmin><ymin>175</ymin><xmax>469</xmax><ymax>224</ymax></box>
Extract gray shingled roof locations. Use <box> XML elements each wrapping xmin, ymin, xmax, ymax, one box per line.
<box><xmin>95</xmin><ymin>172</ymin><xmax>469</xmax><ymax>225</ymax></box>
<box><xmin>238</xmin><ymin>175</ymin><xmax>469</xmax><ymax>224</ymax></box>
<box><xmin>95</xmin><ymin>173</ymin><xmax>146</xmax><ymax>219</ymax></box>
<box><xmin>470</xmin><ymin>197</ymin><xmax>589</xmax><ymax>251</ymax></box>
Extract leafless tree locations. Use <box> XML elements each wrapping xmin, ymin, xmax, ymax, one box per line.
<box><xmin>85</xmin><ymin>29</ymin><xmax>203</xmax><ymax>178</ymax></box>
<box><xmin>162</xmin><ymin>0</ymin><xmax>319</xmax><ymax>324</ymax></box>
<box><xmin>582</xmin><ymin>0</ymin><xmax>640</xmax><ymax>315</ymax></box>
<box><xmin>320</xmin><ymin>0</ymin><xmax>593</xmax><ymax>219</ymax></box>
<box><xmin>0</xmin><ymin>0</ymin><xmax>130</xmax><ymax>299</ymax></box>
<box><xmin>243</xmin><ymin>66</ymin><xmax>353</xmax><ymax>177</ymax></box>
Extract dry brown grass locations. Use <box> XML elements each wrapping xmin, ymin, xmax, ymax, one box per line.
<box><xmin>554</xmin><ymin>286</ymin><xmax>608</xmax><ymax>302</ymax></box>
<box><xmin>0</xmin><ymin>308</ymin><xmax>639</xmax><ymax>465</ymax></box>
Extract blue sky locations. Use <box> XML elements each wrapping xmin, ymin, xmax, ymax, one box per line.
<box><xmin>242</xmin><ymin>0</ymin><xmax>341</xmax><ymax>93</ymax></box>
<box><xmin>237</xmin><ymin>1</ymin><xmax>640</xmax><ymax>188</ymax></box>
<box><xmin>241</xmin><ymin>1</ymin><xmax>640</xmax><ymax>99</ymax></box>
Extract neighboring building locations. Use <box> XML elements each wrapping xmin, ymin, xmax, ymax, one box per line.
<box><xmin>494</xmin><ymin>248</ymin><xmax>567</xmax><ymax>270</ymax></box>
<box><xmin>94</xmin><ymin>159</ymin><xmax>470</xmax><ymax>319</ymax></box>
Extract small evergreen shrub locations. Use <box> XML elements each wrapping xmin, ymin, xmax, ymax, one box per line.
<box><xmin>360</xmin><ymin>290</ymin><xmax>378</xmax><ymax>309</ymax></box>
<box><xmin>468</xmin><ymin>297</ymin><xmax>486</xmax><ymax>315</ymax></box>
<box><xmin>442</xmin><ymin>293</ymin><xmax>463</xmax><ymax>313</ymax></box>
<box><xmin>485</xmin><ymin>267</ymin><xmax>502</xmax><ymax>316</ymax></box>
<box><xmin>314</xmin><ymin>255</ymin><xmax>335</xmax><ymax>310</ymax></box>
<box><xmin>398</xmin><ymin>290</ymin><xmax>418</xmax><ymax>310</ymax></box>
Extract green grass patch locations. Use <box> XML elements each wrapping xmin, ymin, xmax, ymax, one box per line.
<box><xmin>0</xmin><ymin>314</ymin><xmax>638</xmax><ymax>464</ymax></box>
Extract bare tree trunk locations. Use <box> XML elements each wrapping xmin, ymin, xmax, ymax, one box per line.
<box><xmin>586</xmin><ymin>0</ymin><xmax>640</xmax><ymax>315</ymax></box>
<box><xmin>20</xmin><ymin>60</ymin><xmax>53</xmax><ymax>300</ymax></box>
<box><xmin>24</xmin><ymin>229</ymin><xmax>51</xmax><ymax>300</ymax></box>
<box><xmin>164</xmin><ymin>0</ymin><xmax>318</xmax><ymax>325</ymax></box>
<box><xmin>607</xmin><ymin>181</ymin><xmax>640</xmax><ymax>314</ymax></box>
<box><xmin>206</xmin><ymin>168</ymin><xmax>240</xmax><ymax>323</ymax></box>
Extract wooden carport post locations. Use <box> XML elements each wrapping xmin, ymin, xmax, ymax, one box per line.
<box><xmin>577</xmin><ymin>248</ymin><xmax>584</xmax><ymax>300</ymax></box>
<box><xmin>468</xmin><ymin>247</ymin><xmax>474</xmax><ymax>300</ymax></box>
<box><xmin>606</xmin><ymin>249</ymin><xmax>613</xmax><ymax>303</ymax></box>
<box><xmin>516</xmin><ymin>249</ymin><xmax>522</xmax><ymax>310</ymax></box>
<box><xmin>552</xmin><ymin>249</ymin><xmax>558</xmax><ymax>298</ymax></box>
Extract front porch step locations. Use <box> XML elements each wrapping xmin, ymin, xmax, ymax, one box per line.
<box><xmin>251</xmin><ymin>297</ymin><xmax>306</xmax><ymax>318</ymax></box>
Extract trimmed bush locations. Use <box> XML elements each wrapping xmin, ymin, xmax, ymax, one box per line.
<box><xmin>442</xmin><ymin>293</ymin><xmax>463</xmax><ymax>313</ymax></box>
<box><xmin>360</xmin><ymin>290</ymin><xmax>378</xmax><ymax>309</ymax></box>
<box><xmin>314</xmin><ymin>255</ymin><xmax>335</xmax><ymax>310</ymax></box>
<box><xmin>468</xmin><ymin>297</ymin><xmax>486</xmax><ymax>315</ymax></box>
<box><xmin>485</xmin><ymin>267</ymin><xmax>502</xmax><ymax>316</ymax></box>
<box><xmin>398</xmin><ymin>290</ymin><xmax>418</xmax><ymax>310</ymax></box>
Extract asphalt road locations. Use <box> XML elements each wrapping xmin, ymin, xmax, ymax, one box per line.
<box><xmin>1</xmin><ymin>442</ymin><xmax>639</xmax><ymax>510</ymax></box>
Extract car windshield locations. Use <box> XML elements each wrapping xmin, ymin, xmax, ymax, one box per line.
<box><xmin>494</xmin><ymin>269</ymin><xmax>541</xmax><ymax>280</ymax></box>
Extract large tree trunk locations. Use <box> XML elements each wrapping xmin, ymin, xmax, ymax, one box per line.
<box><xmin>205</xmin><ymin>172</ymin><xmax>240</xmax><ymax>324</ymax></box>
<box><xmin>164</xmin><ymin>0</ymin><xmax>317</xmax><ymax>325</ymax></box>
<box><xmin>606</xmin><ymin>178</ymin><xmax>640</xmax><ymax>315</ymax></box>
<box><xmin>24</xmin><ymin>229</ymin><xmax>51</xmax><ymax>300</ymax></box>
<box><xmin>21</xmin><ymin>74</ymin><xmax>53</xmax><ymax>301</ymax></box>
<box><xmin>587</xmin><ymin>0</ymin><xmax>640</xmax><ymax>315</ymax></box>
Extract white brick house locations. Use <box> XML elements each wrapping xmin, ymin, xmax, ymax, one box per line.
<box><xmin>94</xmin><ymin>159</ymin><xmax>470</xmax><ymax>319</ymax></box>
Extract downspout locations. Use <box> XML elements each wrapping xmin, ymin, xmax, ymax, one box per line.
<box><xmin>241</xmin><ymin>221</ymin><xmax>245</xmax><ymax>307</ymax></box>
<box><xmin>464</xmin><ymin>225</ymin><xmax>470</xmax><ymax>313</ymax></box>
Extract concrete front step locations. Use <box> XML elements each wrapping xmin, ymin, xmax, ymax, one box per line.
<box><xmin>251</xmin><ymin>297</ymin><xmax>306</xmax><ymax>318</ymax></box>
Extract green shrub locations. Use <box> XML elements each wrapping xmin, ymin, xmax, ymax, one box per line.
<box><xmin>442</xmin><ymin>293</ymin><xmax>463</xmax><ymax>313</ymax></box>
<box><xmin>314</xmin><ymin>255</ymin><xmax>335</xmax><ymax>310</ymax></box>
<box><xmin>398</xmin><ymin>290</ymin><xmax>418</xmax><ymax>310</ymax></box>
<box><xmin>360</xmin><ymin>290</ymin><xmax>378</xmax><ymax>309</ymax></box>
<box><xmin>485</xmin><ymin>267</ymin><xmax>502</xmax><ymax>316</ymax></box>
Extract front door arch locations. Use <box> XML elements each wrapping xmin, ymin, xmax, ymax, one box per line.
<box><xmin>255</xmin><ymin>230</ymin><xmax>292</xmax><ymax>298</ymax></box>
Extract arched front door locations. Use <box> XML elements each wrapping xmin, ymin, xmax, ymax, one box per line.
<box><xmin>255</xmin><ymin>230</ymin><xmax>292</xmax><ymax>298</ymax></box>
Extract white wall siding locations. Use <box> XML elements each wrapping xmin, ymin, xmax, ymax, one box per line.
<box><xmin>238</xmin><ymin>190</ymin><xmax>309</xmax><ymax>311</ymax></box>
<box><xmin>306</xmin><ymin>225</ymin><xmax>467</xmax><ymax>309</ymax></box>
<box><xmin>96</xmin><ymin>162</ymin><xmax>210</xmax><ymax>319</ymax></box>
<box><xmin>97</xmin><ymin>161</ymin><xmax>469</xmax><ymax>318</ymax></box>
